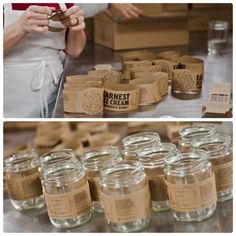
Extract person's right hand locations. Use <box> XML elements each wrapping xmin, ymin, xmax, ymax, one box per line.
<box><xmin>18</xmin><ymin>5</ymin><xmax>54</xmax><ymax>34</ymax></box>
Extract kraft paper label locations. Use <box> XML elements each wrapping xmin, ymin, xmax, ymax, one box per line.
<box><xmin>130</xmin><ymin>77</ymin><xmax>160</xmax><ymax>105</ymax></box>
<box><xmin>212</xmin><ymin>160</ymin><xmax>232</xmax><ymax>192</ymax></box>
<box><xmin>63</xmin><ymin>88</ymin><xmax>104</xmax><ymax>115</ymax></box>
<box><xmin>101</xmin><ymin>184</ymin><xmax>151</xmax><ymax>223</ymax></box>
<box><xmin>64</xmin><ymin>81</ymin><xmax>102</xmax><ymax>89</ymax></box>
<box><xmin>94</xmin><ymin>64</ymin><xmax>113</xmax><ymax>71</ymax></box>
<box><xmin>90</xmin><ymin>132</ymin><xmax>120</xmax><ymax>147</ymax></box>
<box><xmin>103</xmin><ymin>83</ymin><xmax>140</xmax><ymax>111</ymax></box>
<box><xmin>66</xmin><ymin>75</ymin><xmax>101</xmax><ymax>84</ymax></box>
<box><xmin>130</xmin><ymin>65</ymin><xmax>162</xmax><ymax>79</ymax></box>
<box><xmin>153</xmin><ymin>59</ymin><xmax>179</xmax><ymax>80</ymax></box>
<box><xmin>45</xmin><ymin>181</ymin><xmax>92</xmax><ymax>219</ymax></box>
<box><xmin>154</xmin><ymin>72</ymin><xmax>169</xmax><ymax>97</ymax></box>
<box><xmin>5</xmin><ymin>169</ymin><xmax>42</xmax><ymax>201</ymax></box>
<box><xmin>87</xmin><ymin>176</ymin><xmax>101</xmax><ymax>201</ymax></box>
<box><xmin>172</xmin><ymin>69</ymin><xmax>203</xmax><ymax>92</ymax></box>
<box><xmin>165</xmin><ymin>174</ymin><xmax>217</xmax><ymax>212</ymax></box>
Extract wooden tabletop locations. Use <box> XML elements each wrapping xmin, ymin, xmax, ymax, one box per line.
<box><xmin>54</xmin><ymin>32</ymin><xmax>232</xmax><ymax>118</ymax></box>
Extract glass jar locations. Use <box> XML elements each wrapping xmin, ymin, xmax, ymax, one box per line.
<box><xmin>4</xmin><ymin>149</ymin><xmax>44</xmax><ymax>211</ymax></box>
<box><xmin>178</xmin><ymin>124</ymin><xmax>217</xmax><ymax>153</ymax></box>
<box><xmin>41</xmin><ymin>160</ymin><xmax>92</xmax><ymax>229</ymax></box>
<box><xmin>100</xmin><ymin>160</ymin><xmax>152</xmax><ymax>232</ymax></box>
<box><xmin>38</xmin><ymin>149</ymin><xmax>78</xmax><ymax>173</ymax></box>
<box><xmin>191</xmin><ymin>134</ymin><xmax>232</xmax><ymax>202</ymax></box>
<box><xmin>137</xmin><ymin>142</ymin><xmax>178</xmax><ymax>211</ymax></box>
<box><xmin>122</xmin><ymin>132</ymin><xmax>161</xmax><ymax>160</ymax></box>
<box><xmin>164</xmin><ymin>150</ymin><xmax>217</xmax><ymax>222</ymax></box>
<box><xmin>81</xmin><ymin>146</ymin><xmax>122</xmax><ymax>212</ymax></box>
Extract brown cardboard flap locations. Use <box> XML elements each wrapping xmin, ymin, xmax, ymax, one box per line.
<box><xmin>93</xmin><ymin>64</ymin><xmax>113</xmax><ymax>71</ymax></box>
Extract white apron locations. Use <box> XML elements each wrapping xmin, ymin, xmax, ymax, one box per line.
<box><xmin>4</xmin><ymin>3</ymin><xmax>67</xmax><ymax>118</ymax></box>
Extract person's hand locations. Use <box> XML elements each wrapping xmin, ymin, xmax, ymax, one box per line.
<box><xmin>106</xmin><ymin>4</ymin><xmax>143</xmax><ymax>19</ymax></box>
<box><xmin>18</xmin><ymin>5</ymin><xmax>53</xmax><ymax>33</ymax></box>
<box><xmin>61</xmin><ymin>6</ymin><xmax>85</xmax><ymax>31</ymax></box>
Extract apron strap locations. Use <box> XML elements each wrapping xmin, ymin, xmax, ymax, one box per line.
<box><xmin>31</xmin><ymin>59</ymin><xmax>60</xmax><ymax>118</ymax></box>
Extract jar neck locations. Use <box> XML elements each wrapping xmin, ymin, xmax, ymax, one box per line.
<box><xmin>164</xmin><ymin>150</ymin><xmax>210</xmax><ymax>175</ymax></box>
<box><xmin>39</xmin><ymin>149</ymin><xmax>78</xmax><ymax>168</ymax></box>
<box><xmin>81</xmin><ymin>146</ymin><xmax>121</xmax><ymax>171</ymax></box>
<box><xmin>191</xmin><ymin>134</ymin><xmax>232</xmax><ymax>158</ymax></box>
<box><xmin>4</xmin><ymin>150</ymin><xmax>38</xmax><ymax>172</ymax></box>
<box><xmin>137</xmin><ymin>142</ymin><xmax>177</xmax><ymax>168</ymax></box>
<box><xmin>179</xmin><ymin>124</ymin><xmax>217</xmax><ymax>144</ymax></box>
<box><xmin>100</xmin><ymin>160</ymin><xmax>145</xmax><ymax>186</ymax></box>
<box><xmin>41</xmin><ymin>160</ymin><xmax>84</xmax><ymax>185</ymax></box>
<box><xmin>122</xmin><ymin>132</ymin><xmax>161</xmax><ymax>153</ymax></box>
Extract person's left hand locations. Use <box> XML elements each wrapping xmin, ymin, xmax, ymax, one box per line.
<box><xmin>61</xmin><ymin>6</ymin><xmax>85</xmax><ymax>31</ymax></box>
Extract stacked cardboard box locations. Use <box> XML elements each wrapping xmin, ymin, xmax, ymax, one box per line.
<box><xmin>189</xmin><ymin>4</ymin><xmax>232</xmax><ymax>31</ymax></box>
<box><xmin>94</xmin><ymin>9</ymin><xmax>189</xmax><ymax>50</ymax></box>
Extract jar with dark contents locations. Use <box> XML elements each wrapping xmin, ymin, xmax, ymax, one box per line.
<box><xmin>41</xmin><ymin>160</ymin><xmax>92</xmax><ymax>229</ymax></box>
<box><xmin>122</xmin><ymin>132</ymin><xmax>161</xmax><ymax>160</ymax></box>
<box><xmin>164</xmin><ymin>150</ymin><xmax>217</xmax><ymax>222</ymax></box>
<box><xmin>178</xmin><ymin>124</ymin><xmax>217</xmax><ymax>153</ymax></box>
<box><xmin>137</xmin><ymin>142</ymin><xmax>178</xmax><ymax>211</ymax></box>
<box><xmin>81</xmin><ymin>146</ymin><xmax>122</xmax><ymax>212</ymax></box>
<box><xmin>4</xmin><ymin>149</ymin><xmax>44</xmax><ymax>211</ymax></box>
<box><xmin>191</xmin><ymin>134</ymin><xmax>232</xmax><ymax>202</ymax></box>
<box><xmin>100</xmin><ymin>160</ymin><xmax>152</xmax><ymax>232</ymax></box>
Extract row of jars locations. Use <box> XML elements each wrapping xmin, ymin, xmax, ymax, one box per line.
<box><xmin>4</xmin><ymin>124</ymin><xmax>232</xmax><ymax>232</ymax></box>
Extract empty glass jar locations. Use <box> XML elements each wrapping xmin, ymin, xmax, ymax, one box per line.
<box><xmin>100</xmin><ymin>160</ymin><xmax>152</xmax><ymax>232</ymax></box>
<box><xmin>164</xmin><ymin>150</ymin><xmax>217</xmax><ymax>222</ymax></box>
<box><xmin>41</xmin><ymin>160</ymin><xmax>92</xmax><ymax>229</ymax></box>
<box><xmin>122</xmin><ymin>132</ymin><xmax>161</xmax><ymax>160</ymax></box>
<box><xmin>191</xmin><ymin>134</ymin><xmax>232</xmax><ymax>202</ymax></box>
<box><xmin>81</xmin><ymin>146</ymin><xmax>122</xmax><ymax>212</ymax></box>
<box><xmin>178</xmin><ymin>123</ymin><xmax>217</xmax><ymax>153</ymax></box>
<box><xmin>38</xmin><ymin>149</ymin><xmax>78</xmax><ymax>173</ymax></box>
<box><xmin>4</xmin><ymin>149</ymin><xmax>44</xmax><ymax>211</ymax></box>
<box><xmin>137</xmin><ymin>142</ymin><xmax>178</xmax><ymax>211</ymax></box>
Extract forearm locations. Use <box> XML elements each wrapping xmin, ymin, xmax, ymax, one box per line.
<box><xmin>4</xmin><ymin>21</ymin><xmax>27</xmax><ymax>56</ymax></box>
<box><xmin>65</xmin><ymin>30</ymin><xmax>86</xmax><ymax>58</ymax></box>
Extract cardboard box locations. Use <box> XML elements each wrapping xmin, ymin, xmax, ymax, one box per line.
<box><xmin>134</xmin><ymin>3</ymin><xmax>162</xmax><ymax>17</ymax></box>
<box><xmin>94</xmin><ymin>13</ymin><xmax>189</xmax><ymax>50</ymax></box>
<box><xmin>162</xmin><ymin>4</ymin><xmax>188</xmax><ymax>12</ymax></box>
<box><xmin>191</xmin><ymin>3</ymin><xmax>232</xmax><ymax>10</ymax></box>
<box><xmin>189</xmin><ymin>7</ymin><xmax>233</xmax><ymax>31</ymax></box>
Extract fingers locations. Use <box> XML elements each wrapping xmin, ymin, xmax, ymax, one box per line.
<box><xmin>128</xmin><ymin>4</ymin><xmax>143</xmax><ymax>16</ymax></box>
<box><xmin>70</xmin><ymin>21</ymin><xmax>86</xmax><ymax>31</ymax></box>
<box><xmin>26</xmin><ymin>19</ymin><xmax>49</xmax><ymax>27</ymax></box>
<box><xmin>27</xmin><ymin>5</ymin><xmax>54</xmax><ymax>15</ymax></box>
<box><xmin>62</xmin><ymin>16</ymin><xmax>84</xmax><ymax>27</ymax></box>
<box><xmin>25</xmin><ymin>11</ymin><xmax>49</xmax><ymax>20</ymax></box>
<box><xmin>124</xmin><ymin>4</ymin><xmax>141</xmax><ymax>18</ymax></box>
<box><xmin>63</xmin><ymin>6</ymin><xmax>84</xmax><ymax>18</ymax></box>
<box><xmin>31</xmin><ymin>25</ymin><xmax>48</xmax><ymax>33</ymax></box>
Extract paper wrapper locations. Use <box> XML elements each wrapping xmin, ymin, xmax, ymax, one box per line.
<box><xmin>103</xmin><ymin>82</ymin><xmax>140</xmax><ymax>111</ymax></box>
<box><xmin>93</xmin><ymin>64</ymin><xmax>113</xmax><ymax>71</ymax></box>
<box><xmin>89</xmin><ymin>132</ymin><xmax>120</xmax><ymax>147</ymax></box>
<box><xmin>63</xmin><ymin>87</ymin><xmax>104</xmax><ymax>116</ymax></box>
<box><xmin>120</xmin><ymin>50</ymin><xmax>156</xmax><ymax>63</ymax></box>
<box><xmin>77</xmin><ymin>122</ymin><xmax>109</xmax><ymax>135</ymax></box>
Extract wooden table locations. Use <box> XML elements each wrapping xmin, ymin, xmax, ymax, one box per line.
<box><xmin>54</xmin><ymin>32</ymin><xmax>232</xmax><ymax>118</ymax></box>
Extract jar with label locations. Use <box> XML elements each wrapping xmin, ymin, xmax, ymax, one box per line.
<box><xmin>81</xmin><ymin>146</ymin><xmax>122</xmax><ymax>212</ymax></box>
<box><xmin>178</xmin><ymin>124</ymin><xmax>217</xmax><ymax>153</ymax></box>
<box><xmin>164</xmin><ymin>150</ymin><xmax>217</xmax><ymax>222</ymax></box>
<box><xmin>172</xmin><ymin>57</ymin><xmax>204</xmax><ymax>99</ymax></box>
<box><xmin>38</xmin><ymin>149</ymin><xmax>78</xmax><ymax>173</ymax></box>
<box><xmin>137</xmin><ymin>142</ymin><xmax>178</xmax><ymax>211</ymax></box>
<box><xmin>122</xmin><ymin>132</ymin><xmax>161</xmax><ymax>160</ymax></box>
<box><xmin>100</xmin><ymin>160</ymin><xmax>152</xmax><ymax>232</ymax></box>
<box><xmin>4</xmin><ymin>150</ymin><xmax>44</xmax><ymax>211</ymax></box>
<box><xmin>191</xmin><ymin>134</ymin><xmax>232</xmax><ymax>202</ymax></box>
<box><xmin>41</xmin><ymin>160</ymin><xmax>92</xmax><ymax>229</ymax></box>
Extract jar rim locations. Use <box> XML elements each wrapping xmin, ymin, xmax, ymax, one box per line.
<box><xmin>179</xmin><ymin>124</ymin><xmax>216</xmax><ymax>142</ymax></box>
<box><xmin>191</xmin><ymin>134</ymin><xmax>232</xmax><ymax>157</ymax></box>
<box><xmin>4</xmin><ymin>149</ymin><xmax>38</xmax><ymax>172</ymax></box>
<box><xmin>122</xmin><ymin>132</ymin><xmax>161</xmax><ymax>151</ymax></box>
<box><xmin>39</xmin><ymin>149</ymin><xmax>77</xmax><ymax>166</ymax></box>
<box><xmin>41</xmin><ymin>159</ymin><xmax>83</xmax><ymax>184</ymax></box>
<box><xmin>100</xmin><ymin>160</ymin><xmax>144</xmax><ymax>185</ymax></box>
<box><xmin>164</xmin><ymin>150</ymin><xmax>210</xmax><ymax>173</ymax></box>
<box><xmin>81</xmin><ymin>146</ymin><xmax>121</xmax><ymax>170</ymax></box>
<box><xmin>137</xmin><ymin>142</ymin><xmax>177</xmax><ymax>167</ymax></box>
